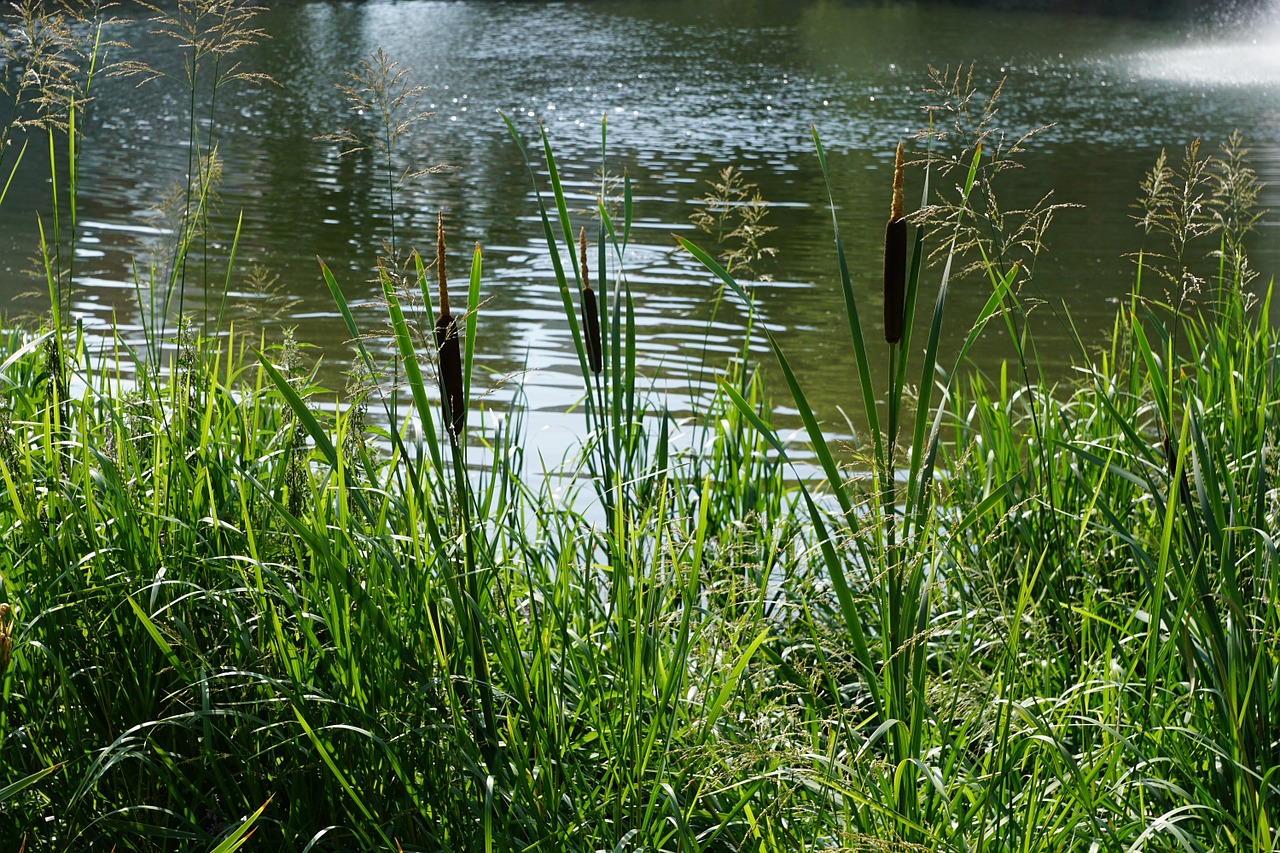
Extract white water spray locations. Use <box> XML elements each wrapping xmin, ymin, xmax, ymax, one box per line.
<box><xmin>1129</xmin><ymin>1</ymin><xmax>1280</xmax><ymax>86</ymax></box>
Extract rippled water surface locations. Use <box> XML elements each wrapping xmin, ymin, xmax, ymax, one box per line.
<box><xmin>2</xmin><ymin>0</ymin><xmax>1278</xmax><ymax>450</ymax></box>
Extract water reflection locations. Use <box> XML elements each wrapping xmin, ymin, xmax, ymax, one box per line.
<box><xmin>0</xmin><ymin>0</ymin><xmax>1276</xmax><ymax>455</ymax></box>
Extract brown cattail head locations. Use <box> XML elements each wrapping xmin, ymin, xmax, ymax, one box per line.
<box><xmin>435</xmin><ymin>213</ymin><xmax>465</xmax><ymax>436</ymax></box>
<box><xmin>579</xmin><ymin>227</ymin><xmax>603</xmax><ymax>375</ymax></box>
<box><xmin>437</xmin><ymin>211</ymin><xmax>450</xmax><ymax>319</ymax></box>
<box><xmin>884</xmin><ymin>141</ymin><xmax>908</xmax><ymax>345</ymax></box>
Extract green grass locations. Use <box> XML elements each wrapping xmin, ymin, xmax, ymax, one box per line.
<box><xmin>2</xmin><ymin>4</ymin><xmax>1279</xmax><ymax>850</ymax></box>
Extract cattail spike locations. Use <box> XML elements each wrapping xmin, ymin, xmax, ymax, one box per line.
<box><xmin>583</xmin><ymin>289</ymin><xmax>602</xmax><ymax>375</ymax></box>
<box><xmin>437</xmin><ymin>211</ymin><xmax>449</xmax><ymax>319</ymax></box>
<box><xmin>578</xmin><ymin>227</ymin><xmax>603</xmax><ymax>375</ymax></box>
<box><xmin>884</xmin><ymin>141</ymin><xmax>908</xmax><ymax>345</ymax></box>
<box><xmin>891</xmin><ymin>140</ymin><xmax>905</xmax><ymax>221</ymax></box>
<box><xmin>435</xmin><ymin>212</ymin><xmax>465</xmax><ymax>435</ymax></box>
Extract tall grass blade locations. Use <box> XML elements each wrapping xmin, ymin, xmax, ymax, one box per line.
<box><xmin>208</xmin><ymin>799</ymin><xmax>271</xmax><ymax>853</ymax></box>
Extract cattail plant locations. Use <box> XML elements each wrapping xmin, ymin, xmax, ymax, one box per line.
<box><xmin>435</xmin><ymin>212</ymin><xmax>466</xmax><ymax>437</ymax></box>
<box><xmin>579</xmin><ymin>227</ymin><xmax>603</xmax><ymax>375</ymax></box>
<box><xmin>884</xmin><ymin>140</ymin><xmax>907</xmax><ymax>345</ymax></box>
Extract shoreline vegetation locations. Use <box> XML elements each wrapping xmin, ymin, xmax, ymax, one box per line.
<box><xmin>2</xmin><ymin>1</ymin><xmax>1278</xmax><ymax>851</ymax></box>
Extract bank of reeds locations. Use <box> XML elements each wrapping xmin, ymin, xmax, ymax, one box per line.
<box><xmin>2</xmin><ymin>4</ymin><xmax>1278</xmax><ymax>849</ymax></box>
<box><xmin>2</xmin><ymin>122</ymin><xmax>1275</xmax><ymax>850</ymax></box>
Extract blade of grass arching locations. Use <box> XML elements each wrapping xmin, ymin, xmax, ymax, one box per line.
<box><xmin>208</xmin><ymin>798</ymin><xmax>271</xmax><ymax>853</ymax></box>
<box><xmin>719</xmin><ymin>380</ymin><xmax>795</xmax><ymax>462</ymax></box>
<box><xmin>0</xmin><ymin>137</ymin><xmax>28</xmax><ymax>208</ymax></box>
<box><xmin>0</xmin><ymin>330</ymin><xmax>53</xmax><ymax>389</ymax></box>
<box><xmin>125</xmin><ymin>594</ymin><xmax>196</xmax><ymax>685</ymax></box>
<box><xmin>318</xmin><ymin>258</ymin><xmax>411</xmax><ymax>485</ymax></box>
<box><xmin>319</xmin><ymin>259</ymin><xmax>379</xmax><ymax>379</ymax></box>
<box><xmin>1058</xmin><ymin>442</ymin><xmax>1153</xmax><ymax>492</ymax></box>
<box><xmin>892</xmin><ymin>226</ymin><xmax>927</xmax><ymax>396</ymax></box>
<box><xmin>811</xmin><ymin>127</ymin><xmax>884</xmax><ymax>464</ymax></box>
<box><xmin>213</xmin><ymin>211</ymin><xmax>244</xmax><ymax>335</ymax></box>
<box><xmin>598</xmin><ymin>196</ymin><xmax>622</xmax><ymax>257</ymax></box>
<box><xmin>623</xmin><ymin>173</ymin><xmax>633</xmax><ymax>251</ymax></box>
<box><xmin>623</xmin><ymin>282</ymin><xmax>637</xmax><ymax>458</ymax></box>
<box><xmin>37</xmin><ymin>217</ymin><xmax>62</xmax><ymax>345</ymax></box>
<box><xmin>44</xmin><ymin>128</ymin><xmax>63</xmax><ymax>324</ymax></box>
<box><xmin>0</xmin><ymin>762</ymin><xmax>61</xmax><ymax>807</ymax></box>
<box><xmin>540</xmin><ymin>124</ymin><xmax>582</xmax><ymax>286</ymax></box>
<box><xmin>465</xmin><ymin>242</ymin><xmax>482</xmax><ymax>411</ymax></box>
<box><xmin>293</xmin><ymin>706</ymin><xmax>397</xmax><ymax>850</ymax></box>
<box><xmin>0</xmin><ymin>452</ymin><xmax>27</xmax><ymax>527</ymax></box>
<box><xmin>954</xmin><ymin>261</ymin><xmax>1017</xmax><ymax>370</ymax></box>
<box><xmin>1146</xmin><ymin>404</ymin><xmax>1192</xmax><ymax>710</ymax></box>
<box><xmin>1129</xmin><ymin>311</ymin><xmax>1173</xmax><ymax>431</ymax></box>
<box><xmin>381</xmin><ymin>268</ymin><xmax>447</xmax><ymax>481</ymax></box>
<box><xmin>1078</xmin><ymin>478</ymin><xmax>1160</xmax><ymax>581</ymax></box>
<box><xmin>413</xmin><ymin>248</ymin><xmax>438</xmax><ymax>331</ymax></box>
<box><xmin>1185</xmin><ymin>391</ymin><xmax>1227</xmax><ymax>555</ymax></box>
<box><xmin>696</xmin><ymin>782</ymin><xmax>771</xmax><ymax>853</ymax></box>
<box><xmin>252</xmin><ymin>351</ymin><xmax>387</xmax><ymax>545</ymax></box>
<box><xmin>682</xmin><ymin>236</ymin><xmax>855</xmax><ymax>521</ymax></box>
<box><xmin>1081</xmin><ymin>374</ymin><xmax>1166</xmax><ymax>472</ymax></box>
<box><xmin>254</xmin><ymin>352</ymin><xmax>339</xmax><ymax>468</ymax></box>
<box><xmin>501</xmin><ymin>113</ymin><xmax>592</xmax><ymax>384</ymax></box>
<box><xmin>701</xmin><ymin>626</ymin><xmax>771</xmax><ymax>738</ymax></box>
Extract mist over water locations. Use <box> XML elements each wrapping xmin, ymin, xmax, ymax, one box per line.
<box><xmin>1127</xmin><ymin>0</ymin><xmax>1280</xmax><ymax>85</ymax></box>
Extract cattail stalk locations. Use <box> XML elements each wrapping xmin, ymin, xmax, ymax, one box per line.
<box><xmin>435</xmin><ymin>212</ymin><xmax>466</xmax><ymax>436</ymax></box>
<box><xmin>579</xmin><ymin>228</ymin><xmax>603</xmax><ymax>375</ymax></box>
<box><xmin>884</xmin><ymin>140</ymin><xmax>908</xmax><ymax>345</ymax></box>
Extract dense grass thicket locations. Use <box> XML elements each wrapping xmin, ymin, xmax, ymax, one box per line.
<box><xmin>2</xmin><ymin>1</ymin><xmax>1278</xmax><ymax>850</ymax></box>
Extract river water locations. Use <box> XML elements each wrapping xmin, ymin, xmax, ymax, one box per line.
<box><xmin>1</xmin><ymin>0</ymin><xmax>1278</xmax><ymax>452</ymax></box>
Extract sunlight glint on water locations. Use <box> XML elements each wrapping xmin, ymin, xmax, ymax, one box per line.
<box><xmin>1128</xmin><ymin>1</ymin><xmax>1280</xmax><ymax>85</ymax></box>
